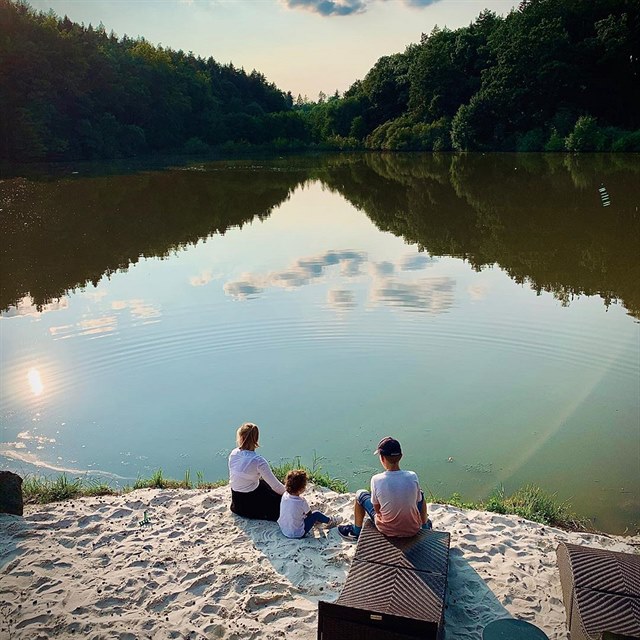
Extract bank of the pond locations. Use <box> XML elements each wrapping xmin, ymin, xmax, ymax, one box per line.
<box><xmin>2</xmin><ymin>484</ymin><xmax>638</xmax><ymax>640</ymax></box>
<box><xmin>19</xmin><ymin>461</ymin><xmax>591</xmax><ymax>532</ymax></box>
<box><xmin>19</xmin><ymin>466</ymin><xmax>595</xmax><ymax>532</ymax></box>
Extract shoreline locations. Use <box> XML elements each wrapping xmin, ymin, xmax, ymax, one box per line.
<box><xmin>2</xmin><ymin>485</ymin><xmax>638</xmax><ymax>640</ymax></box>
<box><xmin>16</xmin><ymin>467</ymin><xmax>636</xmax><ymax>537</ymax></box>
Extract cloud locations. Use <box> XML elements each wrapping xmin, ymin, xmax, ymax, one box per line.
<box><xmin>370</xmin><ymin>261</ymin><xmax>395</xmax><ymax>277</ymax></box>
<box><xmin>284</xmin><ymin>0</ymin><xmax>367</xmax><ymax>16</ymax></box>
<box><xmin>223</xmin><ymin>281</ymin><xmax>265</xmax><ymax>300</ymax></box>
<box><xmin>281</xmin><ymin>0</ymin><xmax>441</xmax><ymax>16</ymax></box>
<box><xmin>224</xmin><ymin>250</ymin><xmax>367</xmax><ymax>300</ymax></box>
<box><xmin>404</xmin><ymin>0</ymin><xmax>441</xmax><ymax>6</ymax></box>
<box><xmin>467</xmin><ymin>283</ymin><xmax>489</xmax><ymax>301</ymax></box>
<box><xmin>1</xmin><ymin>296</ymin><xmax>69</xmax><ymax>319</ymax></box>
<box><xmin>399</xmin><ymin>252</ymin><xmax>436</xmax><ymax>271</ymax></box>
<box><xmin>327</xmin><ymin>289</ymin><xmax>357</xmax><ymax>310</ymax></box>
<box><xmin>371</xmin><ymin>276</ymin><xmax>455</xmax><ymax>313</ymax></box>
<box><xmin>50</xmin><ymin>316</ymin><xmax>118</xmax><ymax>339</ymax></box>
<box><xmin>49</xmin><ymin>299</ymin><xmax>161</xmax><ymax>339</ymax></box>
<box><xmin>190</xmin><ymin>269</ymin><xmax>216</xmax><ymax>287</ymax></box>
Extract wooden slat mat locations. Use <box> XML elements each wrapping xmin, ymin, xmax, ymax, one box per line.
<box><xmin>337</xmin><ymin>560</ymin><xmax>446</xmax><ymax>622</ymax></box>
<box><xmin>557</xmin><ymin>542</ymin><xmax>640</xmax><ymax>640</ymax></box>
<box><xmin>354</xmin><ymin>520</ymin><xmax>450</xmax><ymax>575</ymax></box>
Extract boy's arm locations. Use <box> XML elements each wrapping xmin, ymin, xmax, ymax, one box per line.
<box><xmin>419</xmin><ymin>495</ymin><xmax>429</xmax><ymax>524</ymax></box>
<box><xmin>418</xmin><ymin>481</ymin><xmax>431</xmax><ymax>528</ymax></box>
<box><xmin>371</xmin><ymin>478</ymin><xmax>381</xmax><ymax>516</ymax></box>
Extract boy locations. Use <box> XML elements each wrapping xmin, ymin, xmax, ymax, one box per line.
<box><xmin>338</xmin><ymin>436</ymin><xmax>431</xmax><ymax>541</ymax></box>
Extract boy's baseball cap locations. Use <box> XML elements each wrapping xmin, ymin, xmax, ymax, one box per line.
<box><xmin>374</xmin><ymin>436</ymin><xmax>402</xmax><ymax>456</ymax></box>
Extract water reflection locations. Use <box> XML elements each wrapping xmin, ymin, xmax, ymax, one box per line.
<box><xmin>27</xmin><ymin>368</ymin><xmax>44</xmax><ymax>396</ymax></box>
<box><xmin>224</xmin><ymin>249</ymin><xmax>366</xmax><ymax>299</ymax></box>
<box><xmin>327</xmin><ymin>289</ymin><xmax>356</xmax><ymax>310</ymax></box>
<box><xmin>1</xmin><ymin>153</ymin><xmax>638</xmax><ymax>318</ymax></box>
<box><xmin>2</xmin><ymin>296</ymin><xmax>69</xmax><ymax>318</ymax></box>
<box><xmin>370</xmin><ymin>276</ymin><xmax>456</xmax><ymax>314</ymax></box>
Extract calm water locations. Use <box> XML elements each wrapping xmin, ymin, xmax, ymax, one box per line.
<box><xmin>1</xmin><ymin>153</ymin><xmax>638</xmax><ymax>533</ymax></box>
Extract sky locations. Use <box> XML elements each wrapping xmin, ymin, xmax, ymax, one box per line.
<box><xmin>29</xmin><ymin>0</ymin><xmax>519</xmax><ymax>99</ymax></box>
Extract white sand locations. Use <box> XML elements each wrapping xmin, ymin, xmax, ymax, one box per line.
<box><xmin>1</xmin><ymin>486</ymin><xmax>638</xmax><ymax>639</ymax></box>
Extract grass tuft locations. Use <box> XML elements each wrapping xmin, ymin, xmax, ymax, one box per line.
<box><xmin>271</xmin><ymin>452</ymin><xmax>348</xmax><ymax>493</ymax></box>
<box><xmin>491</xmin><ymin>484</ymin><xmax>587</xmax><ymax>530</ymax></box>
<box><xmin>433</xmin><ymin>483</ymin><xmax>588</xmax><ymax>530</ymax></box>
<box><xmin>22</xmin><ymin>474</ymin><xmax>83</xmax><ymax>504</ymax></box>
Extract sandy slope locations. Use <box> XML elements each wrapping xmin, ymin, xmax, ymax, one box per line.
<box><xmin>1</xmin><ymin>486</ymin><xmax>637</xmax><ymax>639</ymax></box>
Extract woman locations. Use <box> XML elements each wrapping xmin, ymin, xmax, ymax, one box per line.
<box><xmin>228</xmin><ymin>422</ymin><xmax>285</xmax><ymax>521</ymax></box>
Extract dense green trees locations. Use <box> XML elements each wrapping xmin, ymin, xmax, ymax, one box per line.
<box><xmin>0</xmin><ymin>0</ymin><xmax>305</xmax><ymax>161</ymax></box>
<box><xmin>307</xmin><ymin>0</ymin><xmax>640</xmax><ymax>151</ymax></box>
<box><xmin>1</xmin><ymin>0</ymin><xmax>638</xmax><ymax>159</ymax></box>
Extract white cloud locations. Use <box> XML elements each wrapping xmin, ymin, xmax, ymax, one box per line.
<box><xmin>281</xmin><ymin>0</ymin><xmax>441</xmax><ymax>17</ymax></box>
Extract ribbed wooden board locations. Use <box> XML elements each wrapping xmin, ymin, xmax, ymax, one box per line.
<box><xmin>337</xmin><ymin>560</ymin><xmax>446</xmax><ymax>622</ymax></box>
<box><xmin>556</xmin><ymin>542</ymin><xmax>640</xmax><ymax>640</ymax></box>
<box><xmin>354</xmin><ymin>521</ymin><xmax>450</xmax><ymax>576</ymax></box>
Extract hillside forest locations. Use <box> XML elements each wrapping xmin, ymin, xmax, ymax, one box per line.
<box><xmin>1</xmin><ymin>0</ymin><xmax>639</xmax><ymax>162</ymax></box>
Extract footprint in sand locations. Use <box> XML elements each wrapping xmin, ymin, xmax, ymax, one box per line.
<box><xmin>110</xmin><ymin>508</ymin><xmax>134</xmax><ymax>519</ymax></box>
<box><xmin>27</xmin><ymin>512</ymin><xmax>57</xmax><ymax>522</ymax></box>
<box><xmin>15</xmin><ymin>614</ymin><xmax>50</xmax><ymax>629</ymax></box>
<box><xmin>186</xmin><ymin>576</ymin><xmax>214</xmax><ymax>596</ymax></box>
<box><xmin>77</xmin><ymin>514</ymin><xmax>102</xmax><ymax>527</ymax></box>
<box><xmin>244</xmin><ymin>592</ymin><xmax>285</xmax><ymax>612</ymax></box>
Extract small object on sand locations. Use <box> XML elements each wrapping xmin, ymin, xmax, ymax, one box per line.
<box><xmin>139</xmin><ymin>510</ymin><xmax>151</xmax><ymax>527</ymax></box>
<box><xmin>0</xmin><ymin>470</ymin><xmax>23</xmax><ymax>515</ymax></box>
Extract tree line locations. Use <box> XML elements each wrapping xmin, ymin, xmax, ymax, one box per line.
<box><xmin>0</xmin><ymin>0</ymin><xmax>309</xmax><ymax>161</ymax></box>
<box><xmin>1</xmin><ymin>0</ymin><xmax>639</xmax><ymax>161</ymax></box>
<box><xmin>306</xmin><ymin>0</ymin><xmax>640</xmax><ymax>151</ymax></box>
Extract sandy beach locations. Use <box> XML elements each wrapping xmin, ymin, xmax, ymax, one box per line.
<box><xmin>1</xmin><ymin>485</ymin><xmax>638</xmax><ymax>639</ymax></box>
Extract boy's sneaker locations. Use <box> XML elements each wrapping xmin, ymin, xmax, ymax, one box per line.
<box><xmin>324</xmin><ymin>515</ymin><xmax>342</xmax><ymax>529</ymax></box>
<box><xmin>422</xmin><ymin>518</ymin><xmax>433</xmax><ymax>530</ymax></box>
<box><xmin>337</xmin><ymin>524</ymin><xmax>359</xmax><ymax>542</ymax></box>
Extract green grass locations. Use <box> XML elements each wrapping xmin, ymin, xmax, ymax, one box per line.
<box><xmin>19</xmin><ymin>468</ymin><xmax>587</xmax><ymax>530</ymax></box>
<box><xmin>22</xmin><ymin>474</ymin><xmax>115</xmax><ymax>503</ymax></box>
<box><xmin>432</xmin><ymin>483</ymin><xmax>588</xmax><ymax>530</ymax></box>
<box><xmin>22</xmin><ymin>469</ymin><xmax>226</xmax><ymax>505</ymax></box>
<box><xmin>272</xmin><ymin>453</ymin><xmax>349</xmax><ymax>493</ymax></box>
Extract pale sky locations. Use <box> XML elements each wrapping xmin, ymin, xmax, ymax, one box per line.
<box><xmin>30</xmin><ymin>0</ymin><xmax>518</xmax><ymax>99</ymax></box>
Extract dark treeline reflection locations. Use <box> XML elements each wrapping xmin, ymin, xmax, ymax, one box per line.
<box><xmin>1</xmin><ymin>153</ymin><xmax>639</xmax><ymax>317</ymax></box>
<box><xmin>317</xmin><ymin>153</ymin><xmax>640</xmax><ymax>318</ymax></box>
<box><xmin>0</xmin><ymin>166</ymin><xmax>305</xmax><ymax>311</ymax></box>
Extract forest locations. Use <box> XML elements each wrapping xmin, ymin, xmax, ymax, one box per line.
<box><xmin>1</xmin><ymin>0</ymin><xmax>639</xmax><ymax>161</ymax></box>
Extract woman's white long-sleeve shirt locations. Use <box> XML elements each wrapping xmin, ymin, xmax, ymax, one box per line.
<box><xmin>228</xmin><ymin>448</ymin><xmax>285</xmax><ymax>494</ymax></box>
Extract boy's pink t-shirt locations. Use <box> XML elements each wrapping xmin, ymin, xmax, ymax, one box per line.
<box><xmin>371</xmin><ymin>469</ymin><xmax>422</xmax><ymax>537</ymax></box>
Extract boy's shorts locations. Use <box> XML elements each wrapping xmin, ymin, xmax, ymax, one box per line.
<box><xmin>356</xmin><ymin>489</ymin><xmax>377</xmax><ymax>521</ymax></box>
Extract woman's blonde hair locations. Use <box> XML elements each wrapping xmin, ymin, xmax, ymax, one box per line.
<box><xmin>237</xmin><ymin>422</ymin><xmax>260</xmax><ymax>450</ymax></box>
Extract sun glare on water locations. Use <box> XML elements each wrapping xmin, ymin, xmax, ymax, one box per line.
<box><xmin>27</xmin><ymin>368</ymin><xmax>44</xmax><ymax>396</ymax></box>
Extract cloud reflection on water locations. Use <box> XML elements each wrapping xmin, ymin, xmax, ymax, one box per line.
<box><xmin>224</xmin><ymin>249</ymin><xmax>367</xmax><ymax>300</ymax></box>
<box><xmin>48</xmin><ymin>299</ymin><xmax>161</xmax><ymax>340</ymax></box>
<box><xmin>327</xmin><ymin>289</ymin><xmax>357</xmax><ymax>309</ymax></box>
<box><xmin>370</xmin><ymin>276</ymin><xmax>455</xmax><ymax>313</ymax></box>
<box><xmin>223</xmin><ymin>249</ymin><xmax>454</xmax><ymax>313</ymax></box>
<box><xmin>0</xmin><ymin>295</ymin><xmax>69</xmax><ymax>318</ymax></box>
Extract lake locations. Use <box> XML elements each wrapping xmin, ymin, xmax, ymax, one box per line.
<box><xmin>1</xmin><ymin>152</ymin><xmax>638</xmax><ymax>534</ymax></box>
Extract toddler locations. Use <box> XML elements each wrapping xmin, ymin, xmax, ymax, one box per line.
<box><xmin>277</xmin><ymin>469</ymin><xmax>339</xmax><ymax>538</ymax></box>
